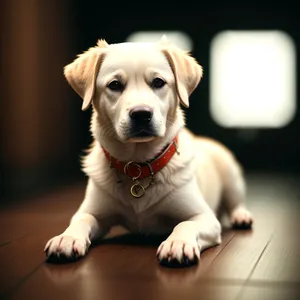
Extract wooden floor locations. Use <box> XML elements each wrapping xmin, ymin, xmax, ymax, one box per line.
<box><xmin>1</xmin><ymin>173</ymin><xmax>300</xmax><ymax>300</ymax></box>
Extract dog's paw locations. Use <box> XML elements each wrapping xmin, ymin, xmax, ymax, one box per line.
<box><xmin>156</xmin><ymin>238</ymin><xmax>200</xmax><ymax>267</ymax></box>
<box><xmin>44</xmin><ymin>235</ymin><xmax>91</xmax><ymax>263</ymax></box>
<box><xmin>230</xmin><ymin>206</ymin><xmax>253</xmax><ymax>229</ymax></box>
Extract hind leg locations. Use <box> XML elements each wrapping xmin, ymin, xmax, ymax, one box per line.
<box><xmin>222</xmin><ymin>161</ymin><xmax>253</xmax><ymax>229</ymax></box>
<box><xmin>230</xmin><ymin>206</ymin><xmax>253</xmax><ymax>229</ymax></box>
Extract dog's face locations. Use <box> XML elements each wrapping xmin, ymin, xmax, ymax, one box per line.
<box><xmin>64</xmin><ymin>39</ymin><xmax>203</xmax><ymax>143</ymax></box>
<box><xmin>97</xmin><ymin>43</ymin><xmax>179</xmax><ymax>143</ymax></box>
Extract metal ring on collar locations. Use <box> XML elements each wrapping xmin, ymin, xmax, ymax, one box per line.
<box><xmin>124</xmin><ymin>161</ymin><xmax>142</xmax><ymax>180</ymax></box>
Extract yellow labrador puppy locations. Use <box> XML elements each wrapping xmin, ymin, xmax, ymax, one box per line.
<box><xmin>45</xmin><ymin>38</ymin><xmax>253</xmax><ymax>266</ymax></box>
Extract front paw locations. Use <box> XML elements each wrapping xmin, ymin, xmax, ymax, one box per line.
<box><xmin>44</xmin><ymin>235</ymin><xmax>91</xmax><ymax>263</ymax></box>
<box><xmin>156</xmin><ymin>238</ymin><xmax>200</xmax><ymax>267</ymax></box>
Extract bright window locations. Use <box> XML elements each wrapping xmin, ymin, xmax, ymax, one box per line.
<box><xmin>126</xmin><ymin>31</ymin><xmax>193</xmax><ymax>51</ymax></box>
<box><xmin>209</xmin><ymin>31</ymin><xmax>296</xmax><ymax>128</ymax></box>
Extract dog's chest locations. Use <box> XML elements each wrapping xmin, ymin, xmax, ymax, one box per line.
<box><xmin>118</xmin><ymin>206</ymin><xmax>177</xmax><ymax>235</ymax></box>
<box><xmin>118</xmin><ymin>185</ymin><xmax>161</xmax><ymax>215</ymax></box>
<box><xmin>112</xmin><ymin>178</ymin><xmax>178</xmax><ymax>233</ymax></box>
<box><xmin>115</xmin><ymin>178</ymin><xmax>169</xmax><ymax>214</ymax></box>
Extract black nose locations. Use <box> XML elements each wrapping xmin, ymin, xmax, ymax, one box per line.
<box><xmin>129</xmin><ymin>106</ymin><xmax>153</xmax><ymax>123</ymax></box>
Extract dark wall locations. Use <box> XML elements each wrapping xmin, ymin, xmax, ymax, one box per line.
<box><xmin>1</xmin><ymin>1</ymin><xmax>299</xmax><ymax>199</ymax></box>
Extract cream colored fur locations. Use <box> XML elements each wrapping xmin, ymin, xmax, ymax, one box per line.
<box><xmin>45</xmin><ymin>38</ymin><xmax>253</xmax><ymax>265</ymax></box>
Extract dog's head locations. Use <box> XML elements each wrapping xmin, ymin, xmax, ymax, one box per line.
<box><xmin>64</xmin><ymin>38</ymin><xmax>202</xmax><ymax>143</ymax></box>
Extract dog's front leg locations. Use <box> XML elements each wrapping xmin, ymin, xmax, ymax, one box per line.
<box><xmin>157</xmin><ymin>214</ymin><xmax>221</xmax><ymax>265</ymax></box>
<box><xmin>45</xmin><ymin>179</ymin><xmax>112</xmax><ymax>261</ymax></box>
<box><xmin>157</xmin><ymin>181</ymin><xmax>222</xmax><ymax>266</ymax></box>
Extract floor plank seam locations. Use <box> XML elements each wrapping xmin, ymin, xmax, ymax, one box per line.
<box><xmin>247</xmin><ymin>235</ymin><xmax>273</xmax><ymax>280</ymax></box>
<box><xmin>0</xmin><ymin>235</ymin><xmax>30</xmax><ymax>249</ymax></box>
<box><xmin>234</xmin><ymin>234</ymin><xmax>273</xmax><ymax>300</ymax></box>
<box><xmin>242</xmin><ymin>279</ymin><xmax>300</xmax><ymax>289</ymax></box>
<box><xmin>198</xmin><ymin>278</ymin><xmax>300</xmax><ymax>289</ymax></box>
<box><xmin>0</xmin><ymin>241</ymin><xmax>12</xmax><ymax>248</ymax></box>
<box><xmin>1</xmin><ymin>261</ymin><xmax>45</xmax><ymax>298</ymax></box>
<box><xmin>208</xmin><ymin>231</ymin><xmax>236</xmax><ymax>265</ymax></box>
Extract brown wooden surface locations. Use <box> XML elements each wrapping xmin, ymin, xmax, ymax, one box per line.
<box><xmin>1</xmin><ymin>173</ymin><xmax>300</xmax><ymax>300</ymax></box>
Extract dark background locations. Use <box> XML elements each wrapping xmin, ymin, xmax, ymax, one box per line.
<box><xmin>0</xmin><ymin>0</ymin><xmax>299</xmax><ymax>201</ymax></box>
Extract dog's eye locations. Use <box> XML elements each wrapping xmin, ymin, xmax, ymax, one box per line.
<box><xmin>107</xmin><ymin>80</ymin><xmax>124</xmax><ymax>92</ymax></box>
<box><xmin>151</xmin><ymin>78</ymin><xmax>166</xmax><ymax>89</ymax></box>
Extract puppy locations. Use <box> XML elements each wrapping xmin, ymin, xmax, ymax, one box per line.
<box><xmin>45</xmin><ymin>38</ymin><xmax>253</xmax><ymax>266</ymax></box>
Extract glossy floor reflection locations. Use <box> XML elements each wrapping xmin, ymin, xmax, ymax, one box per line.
<box><xmin>0</xmin><ymin>173</ymin><xmax>300</xmax><ymax>300</ymax></box>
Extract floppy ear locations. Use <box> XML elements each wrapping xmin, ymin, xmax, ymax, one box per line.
<box><xmin>162</xmin><ymin>46</ymin><xmax>203</xmax><ymax>108</ymax></box>
<box><xmin>64</xmin><ymin>39</ymin><xmax>108</xmax><ymax>111</ymax></box>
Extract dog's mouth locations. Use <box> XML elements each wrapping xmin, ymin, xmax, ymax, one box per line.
<box><xmin>126</xmin><ymin>128</ymin><xmax>158</xmax><ymax>143</ymax></box>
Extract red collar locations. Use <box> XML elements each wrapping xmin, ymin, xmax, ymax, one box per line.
<box><xmin>101</xmin><ymin>136</ymin><xmax>179</xmax><ymax>180</ymax></box>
